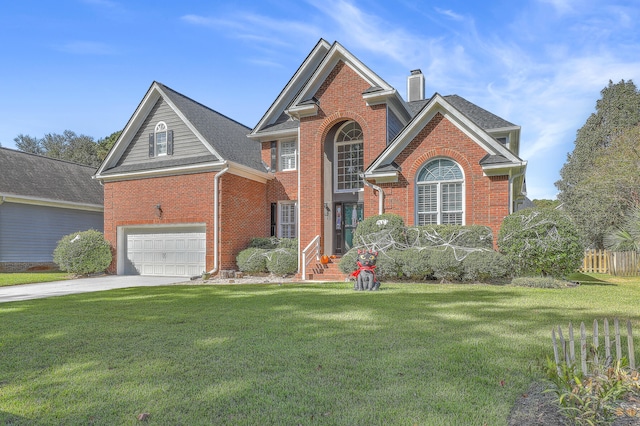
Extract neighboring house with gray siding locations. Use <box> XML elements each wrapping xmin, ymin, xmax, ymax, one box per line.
<box><xmin>0</xmin><ymin>148</ymin><xmax>104</xmax><ymax>271</ymax></box>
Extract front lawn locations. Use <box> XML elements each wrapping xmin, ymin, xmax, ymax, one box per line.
<box><xmin>0</xmin><ymin>272</ymin><xmax>71</xmax><ymax>287</ymax></box>
<box><xmin>0</xmin><ymin>275</ymin><xmax>638</xmax><ymax>425</ymax></box>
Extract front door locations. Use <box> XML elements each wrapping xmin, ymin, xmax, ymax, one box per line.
<box><xmin>335</xmin><ymin>202</ymin><xmax>363</xmax><ymax>254</ymax></box>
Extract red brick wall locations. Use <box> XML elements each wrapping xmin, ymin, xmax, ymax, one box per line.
<box><xmin>219</xmin><ymin>173</ymin><xmax>268</xmax><ymax>269</ymax></box>
<box><xmin>380</xmin><ymin>112</ymin><xmax>510</xmax><ymax>242</ymax></box>
<box><xmin>103</xmin><ymin>170</ymin><xmax>267</xmax><ymax>274</ymax></box>
<box><xmin>297</xmin><ymin>60</ymin><xmax>388</xmax><ymax>252</ymax></box>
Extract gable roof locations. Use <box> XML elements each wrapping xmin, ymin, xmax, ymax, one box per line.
<box><xmin>95</xmin><ymin>82</ymin><xmax>266</xmax><ymax>181</ymax></box>
<box><xmin>366</xmin><ymin>93</ymin><xmax>526</xmax><ymax>180</ymax></box>
<box><xmin>0</xmin><ymin>147</ymin><xmax>103</xmax><ymax>209</ymax></box>
<box><xmin>249</xmin><ymin>39</ymin><xmax>412</xmax><ymax>140</ymax></box>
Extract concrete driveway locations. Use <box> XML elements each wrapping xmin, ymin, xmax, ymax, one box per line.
<box><xmin>0</xmin><ymin>275</ymin><xmax>189</xmax><ymax>303</ymax></box>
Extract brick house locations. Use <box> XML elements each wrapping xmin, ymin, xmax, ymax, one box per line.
<box><xmin>94</xmin><ymin>39</ymin><xmax>527</xmax><ymax>278</ymax></box>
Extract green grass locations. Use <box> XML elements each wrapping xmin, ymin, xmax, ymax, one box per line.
<box><xmin>0</xmin><ymin>275</ymin><xmax>639</xmax><ymax>425</ymax></box>
<box><xmin>0</xmin><ymin>272</ymin><xmax>71</xmax><ymax>287</ymax></box>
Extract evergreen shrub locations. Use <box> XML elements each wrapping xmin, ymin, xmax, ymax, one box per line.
<box><xmin>266</xmin><ymin>248</ymin><xmax>297</xmax><ymax>275</ymax></box>
<box><xmin>394</xmin><ymin>248</ymin><xmax>433</xmax><ymax>280</ymax></box>
<box><xmin>498</xmin><ymin>208</ymin><xmax>584</xmax><ymax>278</ymax></box>
<box><xmin>53</xmin><ymin>230</ymin><xmax>112</xmax><ymax>275</ymax></box>
<box><xmin>430</xmin><ymin>248</ymin><xmax>463</xmax><ymax>282</ymax></box>
<box><xmin>353</xmin><ymin>214</ymin><xmax>405</xmax><ymax>247</ymax></box>
<box><xmin>461</xmin><ymin>250</ymin><xmax>511</xmax><ymax>282</ymax></box>
<box><xmin>236</xmin><ymin>248</ymin><xmax>268</xmax><ymax>273</ymax></box>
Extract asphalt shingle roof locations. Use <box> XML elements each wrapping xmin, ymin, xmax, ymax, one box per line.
<box><xmin>0</xmin><ymin>147</ymin><xmax>103</xmax><ymax>205</ymax></box>
<box><xmin>158</xmin><ymin>83</ymin><xmax>265</xmax><ymax>172</ymax></box>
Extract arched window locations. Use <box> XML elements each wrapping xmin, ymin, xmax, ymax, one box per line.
<box><xmin>416</xmin><ymin>158</ymin><xmax>464</xmax><ymax>225</ymax></box>
<box><xmin>334</xmin><ymin>121</ymin><xmax>363</xmax><ymax>192</ymax></box>
<box><xmin>155</xmin><ymin>121</ymin><xmax>168</xmax><ymax>156</ymax></box>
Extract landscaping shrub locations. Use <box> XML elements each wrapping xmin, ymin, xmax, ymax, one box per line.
<box><xmin>248</xmin><ymin>237</ymin><xmax>278</xmax><ymax>249</ymax></box>
<box><xmin>417</xmin><ymin>224</ymin><xmax>494</xmax><ymax>249</ymax></box>
<box><xmin>498</xmin><ymin>207</ymin><xmax>584</xmax><ymax>279</ymax></box>
<box><xmin>430</xmin><ymin>248</ymin><xmax>463</xmax><ymax>282</ymax></box>
<box><xmin>265</xmin><ymin>248</ymin><xmax>297</xmax><ymax>275</ymax></box>
<box><xmin>374</xmin><ymin>249</ymin><xmax>402</xmax><ymax>280</ymax></box>
<box><xmin>338</xmin><ymin>248</ymin><xmax>359</xmax><ymax>274</ymax></box>
<box><xmin>236</xmin><ymin>248</ymin><xmax>268</xmax><ymax>273</ymax></box>
<box><xmin>277</xmin><ymin>238</ymin><xmax>298</xmax><ymax>250</ymax></box>
<box><xmin>394</xmin><ymin>248</ymin><xmax>433</xmax><ymax>280</ymax></box>
<box><xmin>53</xmin><ymin>230</ymin><xmax>112</xmax><ymax>275</ymax></box>
<box><xmin>353</xmin><ymin>214</ymin><xmax>405</xmax><ymax>248</ymax></box>
<box><xmin>510</xmin><ymin>276</ymin><xmax>570</xmax><ymax>289</ymax></box>
<box><xmin>461</xmin><ymin>250</ymin><xmax>511</xmax><ymax>282</ymax></box>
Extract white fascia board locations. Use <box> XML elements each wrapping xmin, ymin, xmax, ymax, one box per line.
<box><xmin>481</xmin><ymin>160</ymin><xmax>527</xmax><ymax>176</ymax></box>
<box><xmin>285</xmin><ymin>103</ymin><xmax>318</xmax><ymax>119</ymax></box>
<box><xmin>227</xmin><ymin>161</ymin><xmax>273</xmax><ymax>183</ymax></box>
<box><xmin>363</xmin><ymin>171</ymin><xmax>398</xmax><ymax>183</ymax></box>
<box><xmin>250</xmin><ymin>39</ymin><xmax>331</xmax><ymax>135</ymax></box>
<box><xmin>246</xmin><ymin>127</ymin><xmax>298</xmax><ymax>142</ymax></box>
<box><xmin>362</xmin><ymin>89</ymin><xmax>397</xmax><ymax>106</ymax></box>
<box><xmin>95</xmin><ymin>161</ymin><xmax>229</xmax><ymax>182</ymax></box>
<box><xmin>0</xmin><ymin>193</ymin><xmax>103</xmax><ymax>212</ymax></box>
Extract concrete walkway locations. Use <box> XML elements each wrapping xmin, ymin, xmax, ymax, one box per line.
<box><xmin>0</xmin><ymin>275</ymin><xmax>189</xmax><ymax>303</ymax></box>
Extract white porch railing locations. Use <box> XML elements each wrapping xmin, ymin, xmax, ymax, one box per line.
<box><xmin>301</xmin><ymin>235</ymin><xmax>321</xmax><ymax>280</ymax></box>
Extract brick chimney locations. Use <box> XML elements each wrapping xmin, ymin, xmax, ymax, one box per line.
<box><xmin>407</xmin><ymin>69</ymin><xmax>424</xmax><ymax>102</ymax></box>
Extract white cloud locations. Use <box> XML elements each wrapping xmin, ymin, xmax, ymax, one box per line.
<box><xmin>434</xmin><ymin>7</ymin><xmax>465</xmax><ymax>21</ymax></box>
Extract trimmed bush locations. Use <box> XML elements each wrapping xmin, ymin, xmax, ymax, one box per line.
<box><xmin>394</xmin><ymin>248</ymin><xmax>433</xmax><ymax>280</ymax></box>
<box><xmin>249</xmin><ymin>238</ymin><xmax>280</xmax><ymax>249</ymax></box>
<box><xmin>417</xmin><ymin>225</ymin><xmax>493</xmax><ymax>250</ymax></box>
<box><xmin>53</xmin><ymin>230</ymin><xmax>112</xmax><ymax>275</ymax></box>
<box><xmin>375</xmin><ymin>250</ymin><xmax>402</xmax><ymax>280</ymax></box>
<box><xmin>461</xmin><ymin>250</ymin><xmax>511</xmax><ymax>282</ymax></box>
<box><xmin>338</xmin><ymin>248</ymin><xmax>359</xmax><ymax>274</ymax></box>
<box><xmin>430</xmin><ymin>248</ymin><xmax>463</xmax><ymax>282</ymax></box>
<box><xmin>498</xmin><ymin>208</ymin><xmax>584</xmax><ymax>278</ymax></box>
<box><xmin>353</xmin><ymin>214</ymin><xmax>405</xmax><ymax>248</ymax></box>
<box><xmin>236</xmin><ymin>248</ymin><xmax>268</xmax><ymax>273</ymax></box>
<box><xmin>277</xmin><ymin>238</ymin><xmax>298</xmax><ymax>250</ymax></box>
<box><xmin>266</xmin><ymin>248</ymin><xmax>297</xmax><ymax>275</ymax></box>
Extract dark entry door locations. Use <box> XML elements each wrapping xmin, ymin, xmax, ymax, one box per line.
<box><xmin>335</xmin><ymin>202</ymin><xmax>363</xmax><ymax>254</ymax></box>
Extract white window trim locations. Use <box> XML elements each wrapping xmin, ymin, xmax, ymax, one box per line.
<box><xmin>278</xmin><ymin>201</ymin><xmax>297</xmax><ymax>239</ymax></box>
<box><xmin>279</xmin><ymin>139</ymin><xmax>297</xmax><ymax>171</ymax></box>
<box><xmin>155</xmin><ymin>121</ymin><xmax>168</xmax><ymax>157</ymax></box>
<box><xmin>415</xmin><ymin>158</ymin><xmax>465</xmax><ymax>225</ymax></box>
<box><xmin>334</xmin><ymin>121</ymin><xmax>364</xmax><ymax>193</ymax></box>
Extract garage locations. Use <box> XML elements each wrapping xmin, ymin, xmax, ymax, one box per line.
<box><xmin>122</xmin><ymin>226</ymin><xmax>206</xmax><ymax>277</ymax></box>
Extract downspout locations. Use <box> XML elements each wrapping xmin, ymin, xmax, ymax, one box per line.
<box><xmin>508</xmin><ymin>164</ymin><xmax>527</xmax><ymax>214</ymax></box>
<box><xmin>209</xmin><ymin>163</ymin><xmax>230</xmax><ymax>275</ymax></box>
<box><xmin>362</xmin><ymin>175</ymin><xmax>385</xmax><ymax>215</ymax></box>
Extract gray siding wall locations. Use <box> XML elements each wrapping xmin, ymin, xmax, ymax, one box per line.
<box><xmin>0</xmin><ymin>203</ymin><xmax>104</xmax><ymax>262</ymax></box>
<box><xmin>387</xmin><ymin>108</ymin><xmax>403</xmax><ymax>144</ymax></box>
<box><xmin>117</xmin><ymin>98</ymin><xmax>211</xmax><ymax>166</ymax></box>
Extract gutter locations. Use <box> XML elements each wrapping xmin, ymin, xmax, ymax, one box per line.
<box><xmin>209</xmin><ymin>163</ymin><xmax>230</xmax><ymax>275</ymax></box>
<box><xmin>361</xmin><ymin>174</ymin><xmax>385</xmax><ymax>215</ymax></box>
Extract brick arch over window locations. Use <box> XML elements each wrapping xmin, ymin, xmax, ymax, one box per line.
<box><xmin>316</xmin><ymin>111</ymin><xmax>369</xmax><ymax>143</ymax></box>
<box><xmin>404</xmin><ymin>148</ymin><xmax>477</xmax><ymax>226</ymax></box>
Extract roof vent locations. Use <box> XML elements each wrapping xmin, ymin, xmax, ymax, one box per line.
<box><xmin>407</xmin><ymin>69</ymin><xmax>424</xmax><ymax>102</ymax></box>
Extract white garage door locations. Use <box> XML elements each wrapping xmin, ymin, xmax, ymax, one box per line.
<box><xmin>125</xmin><ymin>229</ymin><xmax>206</xmax><ymax>277</ymax></box>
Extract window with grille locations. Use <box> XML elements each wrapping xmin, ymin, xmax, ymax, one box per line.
<box><xmin>279</xmin><ymin>202</ymin><xmax>297</xmax><ymax>238</ymax></box>
<box><xmin>155</xmin><ymin>122</ymin><xmax>168</xmax><ymax>156</ymax></box>
<box><xmin>279</xmin><ymin>140</ymin><xmax>296</xmax><ymax>171</ymax></box>
<box><xmin>335</xmin><ymin>121</ymin><xmax>364</xmax><ymax>192</ymax></box>
<box><xmin>416</xmin><ymin>158</ymin><xmax>464</xmax><ymax>225</ymax></box>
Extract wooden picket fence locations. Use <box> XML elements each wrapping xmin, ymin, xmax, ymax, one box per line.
<box><xmin>582</xmin><ymin>249</ymin><xmax>640</xmax><ymax>276</ymax></box>
<box><xmin>551</xmin><ymin>319</ymin><xmax>636</xmax><ymax>376</ymax></box>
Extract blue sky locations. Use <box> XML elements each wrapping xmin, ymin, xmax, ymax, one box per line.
<box><xmin>1</xmin><ymin>0</ymin><xmax>639</xmax><ymax>200</ymax></box>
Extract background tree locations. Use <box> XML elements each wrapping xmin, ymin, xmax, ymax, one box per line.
<box><xmin>10</xmin><ymin>129</ymin><xmax>123</xmax><ymax>167</ymax></box>
<box><xmin>97</xmin><ymin>130</ymin><xmax>122</xmax><ymax>162</ymax></box>
<box><xmin>555</xmin><ymin>80</ymin><xmax>640</xmax><ymax>248</ymax></box>
<box><xmin>532</xmin><ymin>199</ymin><xmax>561</xmax><ymax>209</ymax></box>
<box><xmin>14</xmin><ymin>134</ymin><xmax>43</xmax><ymax>155</ymax></box>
